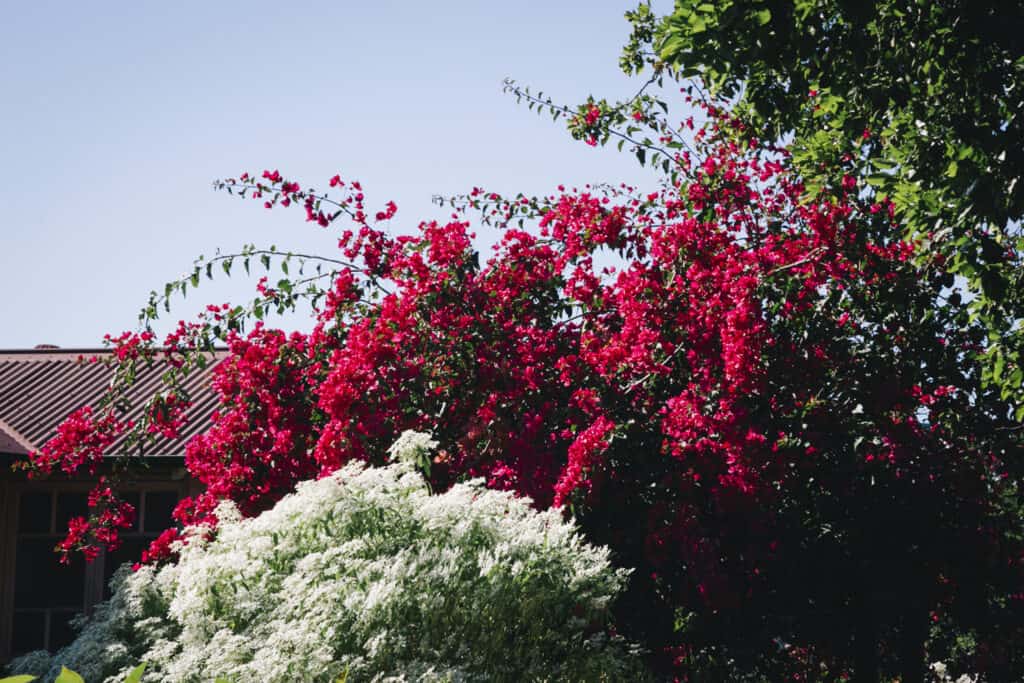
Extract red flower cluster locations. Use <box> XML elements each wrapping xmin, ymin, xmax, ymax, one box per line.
<box><xmin>29</xmin><ymin>406</ymin><xmax>124</xmax><ymax>476</ymax></box>
<box><xmin>56</xmin><ymin>478</ymin><xmax>135</xmax><ymax>562</ymax></box>
<box><xmin>30</xmin><ymin>94</ymin><xmax>1024</xmax><ymax>676</ymax></box>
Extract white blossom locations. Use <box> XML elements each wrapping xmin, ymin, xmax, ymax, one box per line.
<box><xmin>11</xmin><ymin>433</ymin><xmax>645</xmax><ymax>682</ymax></box>
<box><xmin>387</xmin><ymin>429</ymin><xmax>439</xmax><ymax>469</ymax></box>
<box><xmin>931</xmin><ymin>661</ymin><xmax>980</xmax><ymax>683</ymax></box>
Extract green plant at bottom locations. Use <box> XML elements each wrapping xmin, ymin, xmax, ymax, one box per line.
<box><xmin>0</xmin><ymin>663</ymin><xmax>145</xmax><ymax>683</ymax></box>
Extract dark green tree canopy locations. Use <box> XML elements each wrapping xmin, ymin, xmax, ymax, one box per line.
<box><xmin>624</xmin><ymin>0</ymin><xmax>1024</xmax><ymax>412</ymax></box>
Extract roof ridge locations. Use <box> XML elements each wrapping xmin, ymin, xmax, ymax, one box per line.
<box><xmin>0</xmin><ymin>416</ymin><xmax>34</xmax><ymax>454</ymax></box>
<box><xmin>0</xmin><ymin>347</ymin><xmax>229</xmax><ymax>360</ymax></box>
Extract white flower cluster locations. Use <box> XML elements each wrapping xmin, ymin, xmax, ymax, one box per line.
<box><xmin>930</xmin><ymin>661</ymin><xmax>979</xmax><ymax>683</ymax></box>
<box><xmin>386</xmin><ymin>429</ymin><xmax>439</xmax><ymax>469</ymax></box>
<box><xmin>11</xmin><ymin>433</ymin><xmax>645</xmax><ymax>682</ymax></box>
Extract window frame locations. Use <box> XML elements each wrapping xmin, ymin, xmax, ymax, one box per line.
<box><xmin>0</xmin><ymin>469</ymin><xmax>193</xmax><ymax>661</ymax></box>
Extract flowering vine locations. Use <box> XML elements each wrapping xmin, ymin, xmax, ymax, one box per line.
<box><xmin>26</xmin><ymin>78</ymin><xmax>1024</xmax><ymax>679</ymax></box>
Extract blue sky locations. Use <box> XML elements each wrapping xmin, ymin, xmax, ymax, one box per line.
<box><xmin>0</xmin><ymin>1</ymin><xmax>673</xmax><ymax>348</ymax></box>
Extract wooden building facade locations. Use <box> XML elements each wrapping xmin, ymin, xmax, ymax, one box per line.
<box><xmin>0</xmin><ymin>349</ymin><xmax>220</xmax><ymax>661</ymax></box>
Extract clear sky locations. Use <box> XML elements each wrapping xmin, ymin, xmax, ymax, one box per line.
<box><xmin>0</xmin><ymin>1</ymin><xmax>673</xmax><ymax>348</ymax></box>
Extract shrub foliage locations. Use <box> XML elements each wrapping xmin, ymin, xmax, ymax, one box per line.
<box><xmin>12</xmin><ymin>434</ymin><xmax>643</xmax><ymax>682</ymax></box>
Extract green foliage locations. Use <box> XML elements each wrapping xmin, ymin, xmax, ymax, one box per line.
<box><xmin>121</xmin><ymin>666</ymin><xmax>145</xmax><ymax>683</ymax></box>
<box><xmin>628</xmin><ymin>0</ymin><xmax>1024</xmax><ymax>411</ymax></box>
<box><xmin>53</xmin><ymin>668</ymin><xmax>84</xmax><ymax>683</ymax></box>
<box><xmin>0</xmin><ymin>664</ymin><xmax>144</xmax><ymax>683</ymax></box>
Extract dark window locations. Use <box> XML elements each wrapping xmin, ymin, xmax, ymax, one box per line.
<box><xmin>7</xmin><ymin>486</ymin><xmax>182</xmax><ymax>657</ymax></box>
<box><xmin>55</xmin><ymin>492</ymin><xmax>88</xmax><ymax>531</ymax></box>
<box><xmin>10</xmin><ymin>612</ymin><xmax>45</xmax><ymax>655</ymax></box>
<box><xmin>48</xmin><ymin>611</ymin><xmax>79</xmax><ymax>650</ymax></box>
<box><xmin>14</xmin><ymin>540</ymin><xmax>85</xmax><ymax>609</ymax></box>
<box><xmin>144</xmin><ymin>491</ymin><xmax>178</xmax><ymax>533</ymax></box>
<box><xmin>17</xmin><ymin>492</ymin><xmax>51</xmax><ymax>534</ymax></box>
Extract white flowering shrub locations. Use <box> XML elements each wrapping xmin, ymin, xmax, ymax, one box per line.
<box><xmin>930</xmin><ymin>662</ymin><xmax>979</xmax><ymax>683</ymax></box>
<box><xmin>10</xmin><ymin>433</ymin><xmax>645</xmax><ymax>682</ymax></box>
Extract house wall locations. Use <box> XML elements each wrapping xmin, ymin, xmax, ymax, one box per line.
<box><xmin>0</xmin><ymin>457</ymin><xmax>197</xmax><ymax>662</ymax></box>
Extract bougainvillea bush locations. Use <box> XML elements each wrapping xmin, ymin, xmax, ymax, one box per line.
<box><xmin>24</xmin><ymin>33</ymin><xmax>1024</xmax><ymax>683</ymax></box>
<box><xmin>11</xmin><ymin>433</ymin><xmax>644</xmax><ymax>682</ymax></box>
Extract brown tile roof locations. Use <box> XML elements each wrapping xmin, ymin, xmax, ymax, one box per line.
<box><xmin>0</xmin><ymin>349</ymin><xmax>225</xmax><ymax>457</ymax></box>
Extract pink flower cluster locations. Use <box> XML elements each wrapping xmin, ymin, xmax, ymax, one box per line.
<box><xmin>30</xmin><ymin>95</ymin><xmax>1021</xmax><ymax>674</ymax></box>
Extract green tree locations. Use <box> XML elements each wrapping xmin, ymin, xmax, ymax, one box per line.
<box><xmin>622</xmin><ymin>0</ymin><xmax>1024</xmax><ymax>414</ymax></box>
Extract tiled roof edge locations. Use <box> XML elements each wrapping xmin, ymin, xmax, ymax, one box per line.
<box><xmin>0</xmin><ymin>417</ymin><xmax>33</xmax><ymax>455</ymax></box>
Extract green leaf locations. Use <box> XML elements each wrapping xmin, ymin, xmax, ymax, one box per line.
<box><xmin>55</xmin><ymin>668</ymin><xmax>85</xmax><ymax>683</ymax></box>
<box><xmin>0</xmin><ymin>676</ymin><xmax>39</xmax><ymax>683</ymax></box>
<box><xmin>945</xmin><ymin>160</ymin><xmax>958</xmax><ymax>178</ymax></box>
<box><xmin>124</xmin><ymin>663</ymin><xmax>147</xmax><ymax>683</ymax></box>
<box><xmin>659</xmin><ymin>34</ymin><xmax>690</xmax><ymax>60</ymax></box>
<box><xmin>993</xmin><ymin>351</ymin><xmax>1005</xmax><ymax>382</ymax></box>
<box><xmin>753</xmin><ymin>8</ymin><xmax>771</xmax><ymax>25</ymax></box>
